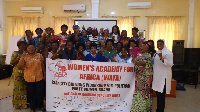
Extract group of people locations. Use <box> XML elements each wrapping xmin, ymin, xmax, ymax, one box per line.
<box><xmin>10</xmin><ymin>24</ymin><xmax>173</xmax><ymax>112</ymax></box>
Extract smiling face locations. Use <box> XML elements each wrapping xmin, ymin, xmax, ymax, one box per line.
<box><xmin>106</xmin><ymin>41</ymin><xmax>113</xmax><ymax>50</ymax></box>
<box><xmin>121</xmin><ymin>48</ymin><xmax>128</xmax><ymax>56</ymax></box>
<box><xmin>130</xmin><ymin>42</ymin><xmax>136</xmax><ymax>48</ymax></box>
<box><xmin>91</xmin><ymin>46</ymin><xmax>97</xmax><ymax>54</ymax></box>
<box><xmin>25</xmin><ymin>31</ymin><xmax>31</xmax><ymax>37</ymax></box>
<box><xmin>61</xmin><ymin>27</ymin><xmax>68</xmax><ymax>33</ymax></box>
<box><xmin>157</xmin><ymin>41</ymin><xmax>164</xmax><ymax>50</ymax></box>
<box><xmin>121</xmin><ymin>31</ymin><xmax>127</xmax><ymax>38</ymax></box>
<box><xmin>35</xmin><ymin>30</ymin><xmax>42</xmax><ymax>36</ymax></box>
<box><xmin>37</xmin><ymin>44</ymin><xmax>44</xmax><ymax>54</ymax></box>
<box><xmin>78</xmin><ymin>46</ymin><xmax>84</xmax><ymax>53</ymax></box>
<box><xmin>139</xmin><ymin>44</ymin><xmax>148</xmax><ymax>53</ymax></box>
<box><xmin>27</xmin><ymin>45</ymin><xmax>35</xmax><ymax>54</ymax></box>
<box><xmin>117</xmin><ymin>43</ymin><xmax>122</xmax><ymax>51</ymax></box>
<box><xmin>82</xmin><ymin>30</ymin><xmax>87</xmax><ymax>37</ymax></box>
<box><xmin>46</xmin><ymin>28</ymin><xmax>52</xmax><ymax>35</ymax></box>
<box><xmin>132</xmin><ymin>30</ymin><xmax>138</xmax><ymax>36</ymax></box>
<box><xmin>66</xmin><ymin>42</ymin><xmax>73</xmax><ymax>51</ymax></box>
<box><xmin>113</xmin><ymin>27</ymin><xmax>117</xmax><ymax>34</ymax></box>
<box><xmin>86</xmin><ymin>41</ymin><xmax>91</xmax><ymax>49</ymax></box>
<box><xmin>19</xmin><ymin>43</ymin><xmax>26</xmax><ymax>52</ymax></box>
<box><xmin>52</xmin><ymin>43</ymin><xmax>59</xmax><ymax>51</ymax></box>
<box><xmin>46</xmin><ymin>43</ymin><xmax>52</xmax><ymax>52</ymax></box>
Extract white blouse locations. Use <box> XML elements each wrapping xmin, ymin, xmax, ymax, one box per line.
<box><xmin>152</xmin><ymin>51</ymin><xmax>173</xmax><ymax>94</ymax></box>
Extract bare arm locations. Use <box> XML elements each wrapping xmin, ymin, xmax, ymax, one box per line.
<box><xmin>111</xmin><ymin>54</ymin><xmax>117</xmax><ymax>62</ymax></box>
<box><xmin>51</xmin><ymin>45</ymin><xmax>64</xmax><ymax>60</ymax></box>
<box><xmin>51</xmin><ymin>53</ymin><xmax>60</xmax><ymax>60</ymax></box>
<box><xmin>133</xmin><ymin>61</ymin><xmax>146</xmax><ymax>67</ymax></box>
<box><xmin>132</xmin><ymin>55</ymin><xmax>146</xmax><ymax>67</ymax></box>
<box><xmin>17</xmin><ymin>57</ymin><xmax>25</xmax><ymax>70</ymax></box>
<box><xmin>10</xmin><ymin>57</ymin><xmax>20</xmax><ymax>66</ymax></box>
<box><xmin>17</xmin><ymin>51</ymin><xmax>26</xmax><ymax>70</ymax></box>
<box><xmin>41</xmin><ymin>33</ymin><xmax>46</xmax><ymax>44</ymax></box>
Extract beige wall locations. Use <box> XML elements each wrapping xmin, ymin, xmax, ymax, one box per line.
<box><xmin>5</xmin><ymin>0</ymin><xmax>190</xmax><ymax>51</ymax></box>
<box><xmin>5</xmin><ymin>0</ymin><xmax>91</xmax><ymax>51</ymax></box>
<box><xmin>194</xmin><ymin>0</ymin><xmax>200</xmax><ymax>48</ymax></box>
<box><xmin>100</xmin><ymin>0</ymin><xmax>189</xmax><ymax>46</ymax></box>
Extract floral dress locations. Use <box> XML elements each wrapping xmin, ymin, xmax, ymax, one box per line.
<box><xmin>131</xmin><ymin>53</ymin><xmax>153</xmax><ymax>112</ymax></box>
<box><xmin>54</xmin><ymin>33</ymin><xmax>70</xmax><ymax>47</ymax></box>
<box><xmin>42</xmin><ymin>35</ymin><xmax>54</xmax><ymax>53</ymax></box>
<box><xmin>11</xmin><ymin>51</ymin><xmax>27</xmax><ymax>109</ymax></box>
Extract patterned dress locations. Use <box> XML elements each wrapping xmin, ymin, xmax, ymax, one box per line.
<box><xmin>89</xmin><ymin>36</ymin><xmax>100</xmax><ymax>50</ymax></box>
<box><xmin>104</xmin><ymin>50</ymin><xmax>116</xmax><ymax>62</ymax></box>
<box><xmin>11</xmin><ymin>51</ymin><xmax>27</xmax><ymax>109</ymax></box>
<box><xmin>130</xmin><ymin>47</ymin><xmax>142</xmax><ymax>59</ymax></box>
<box><xmin>54</xmin><ymin>33</ymin><xmax>70</xmax><ymax>47</ymax></box>
<box><xmin>42</xmin><ymin>35</ymin><xmax>54</xmax><ymax>53</ymax></box>
<box><xmin>131</xmin><ymin>53</ymin><xmax>153</xmax><ymax>112</ymax></box>
<box><xmin>119</xmin><ymin>38</ymin><xmax>129</xmax><ymax>46</ymax></box>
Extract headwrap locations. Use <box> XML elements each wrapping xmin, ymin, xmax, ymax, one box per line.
<box><xmin>144</xmin><ymin>41</ymin><xmax>151</xmax><ymax>50</ymax></box>
<box><xmin>104</xmin><ymin>27</ymin><xmax>109</xmax><ymax>31</ymax></box>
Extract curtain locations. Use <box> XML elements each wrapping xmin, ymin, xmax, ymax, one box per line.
<box><xmin>12</xmin><ymin>17</ymin><xmax>39</xmax><ymax>36</ymax></box>
<box><xmin>117</xmin><ymin>17</ymin><xmax>134</xmax><ymax>37</ymax></box>
<box><xmin>103</xmin><ymin>16</ymin><xmax>134</xmax><ymax>37</ymax></box>
<box><xmin>148</xmin><ymin>17</ymin><xmax>181</xmax><ymax>51</ymax></box>
<box><xmin>54</xmin><ymin>17</ymin><xmax>80</xmax><ymax>35</ymax></box>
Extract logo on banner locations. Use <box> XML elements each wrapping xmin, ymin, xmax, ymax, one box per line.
<box><xmin>48</xmin><ymin>61</ymin><xmax>68</xmax><ymax>80</ymax></box>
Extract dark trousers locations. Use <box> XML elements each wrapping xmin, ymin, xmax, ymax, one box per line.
<box><xmin>27</xmin><ymin>80</ymin><xmax>44</xmax><ymax>110</ymax></box>
<box><xmin>43</xmin><ymin>80</ymin><xmax>46</xmax><ymax>98</ymax></box>
<box><xmin>156</xmin><ymin>82</ymin><xmax>166</xmax><ymax>112</ymax></box>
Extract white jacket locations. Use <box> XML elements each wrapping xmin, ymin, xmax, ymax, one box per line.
<box><xmin>152</xmin><ymin>40</ymin><xmax>173</xmax><ymax>94</ymax></box>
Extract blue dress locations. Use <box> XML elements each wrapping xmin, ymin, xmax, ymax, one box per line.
<box><xmin>85</xmin><ymin>54</ymin><xmax>106</xmax><ymax>62</ymax></box>
<box><xmin>79</xmin><ymin>36</ymin><xmax>89</xmax><ymax>44</ymax></box>
<box><xmin>30</xmin><ymin>37</ymin><xmax>41</xmax><ymax>49</ymax></box>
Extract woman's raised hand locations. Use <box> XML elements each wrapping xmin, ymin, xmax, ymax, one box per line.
<box><xmin>21</xmin><ymin>51</ymin><xmax>26</xmax><ymax>58</ymax></box>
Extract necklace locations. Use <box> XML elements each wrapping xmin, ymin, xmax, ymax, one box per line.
<box><xmin>107</xmin><ymin>49</ymin><xmax>112</xmax><ymax>54</ymax></box>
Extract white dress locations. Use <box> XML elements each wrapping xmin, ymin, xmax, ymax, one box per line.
<box><xmin>115</xmin><ymin>54</ymin><xmax>132</xmax><ymax>63</ymax></box>
<box><xmin>20</xmin><ymin>36</ymin><xmax>34</xmax><ymax>44</ymax></box>
<box><xmin>152</xmin><ymin>40</ymin><xmax>173</xmax><ymax>94</ymax></box>
<box><xmin>112</xmin><ymin>33</ymin><xmax>119</xmax><ymax>44</ymax></box>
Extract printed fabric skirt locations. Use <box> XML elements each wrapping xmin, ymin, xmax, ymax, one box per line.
<box><xmin>131</xmin><ymin>91</ymin><xmax>152</xmax><ymax>112</ymax></box>
<box><xmin>12</xmin><ymin>67</ymin><xmax>27</xmax><ymax>109</ymax></box>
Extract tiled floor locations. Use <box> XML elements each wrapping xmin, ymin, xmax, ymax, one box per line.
<box><xmin>0</xmin><ymin>78</ymin><xmax>200</xmax><ymax>112</ymax></box>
